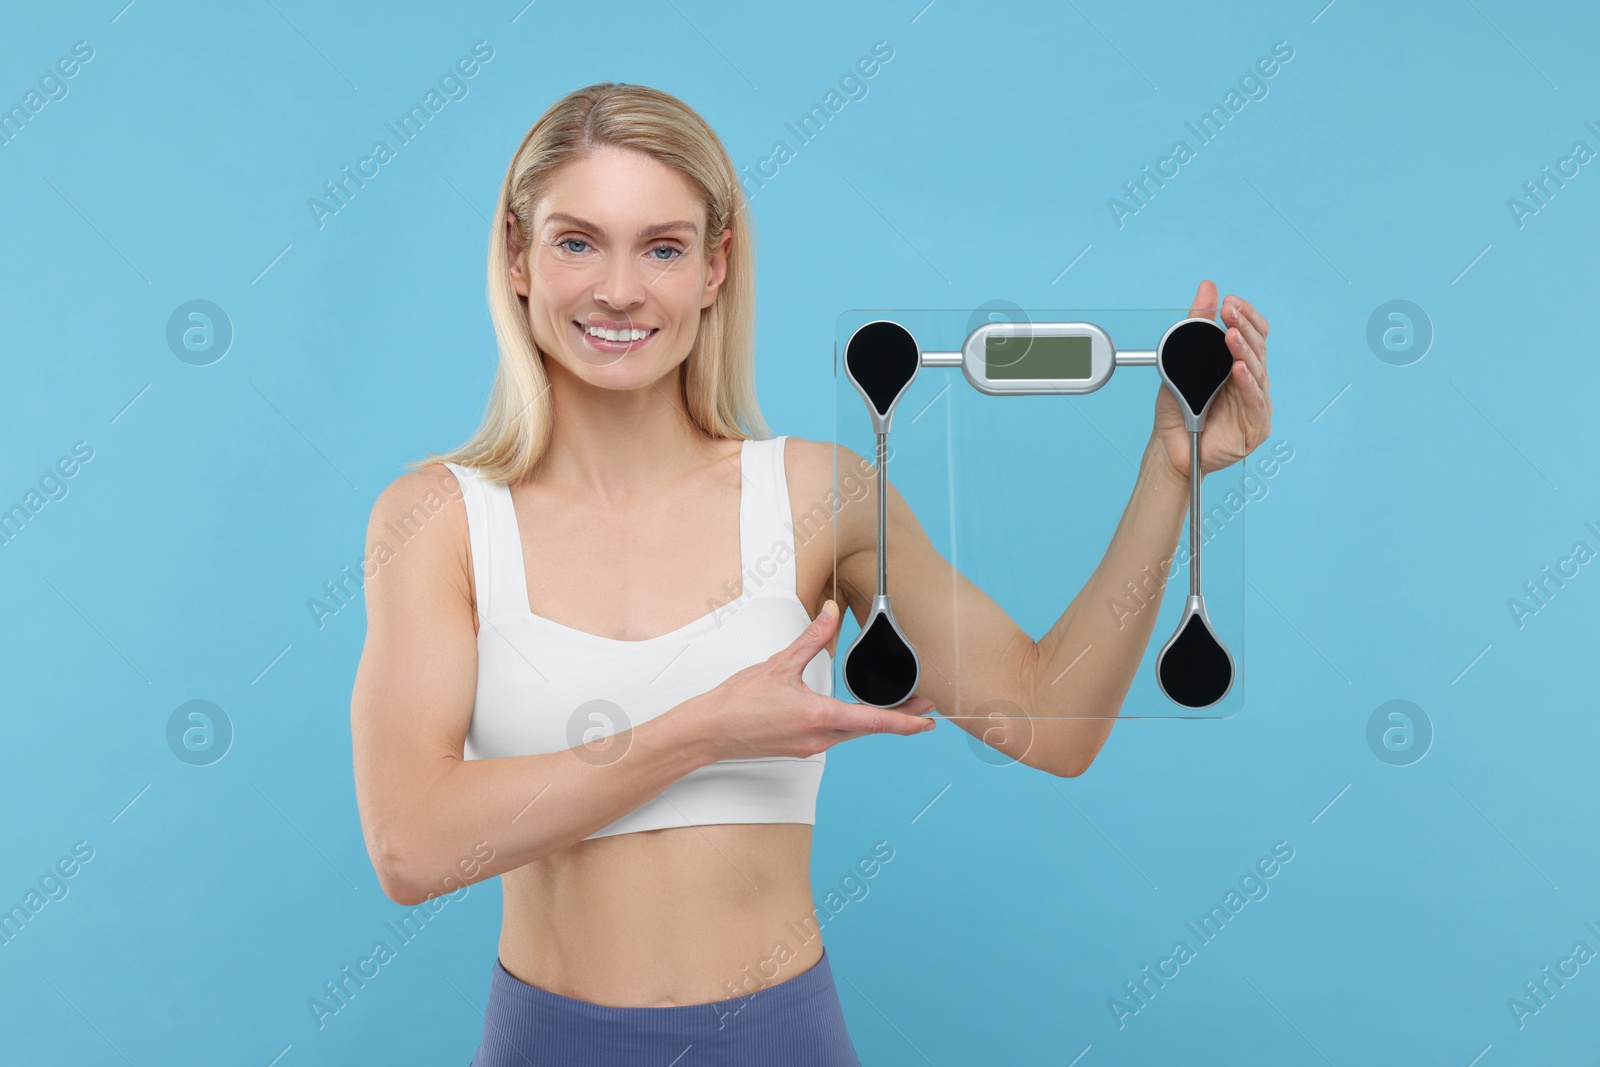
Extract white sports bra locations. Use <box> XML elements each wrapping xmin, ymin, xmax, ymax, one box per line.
<box><xmin>442</xmin><ymin>436</ymin><xmax>831</xmax><ymax>841</ymax></box>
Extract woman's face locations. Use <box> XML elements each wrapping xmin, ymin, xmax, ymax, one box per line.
<box><xmin>509</xmin><ymin>146</ymin><xmax>731</xmax><ymax>392</ymax></box>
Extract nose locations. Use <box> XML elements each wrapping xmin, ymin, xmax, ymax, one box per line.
<box><xmin>592</xmin><ymin>251</ymin><xmax>650</xmax><ymax>315</ymax></box>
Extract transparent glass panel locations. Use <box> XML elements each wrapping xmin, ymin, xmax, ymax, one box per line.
<box><xmin>828</xmin><ymin>307</ymin><xmax>1250</xmax><ymax>737</ymax></box>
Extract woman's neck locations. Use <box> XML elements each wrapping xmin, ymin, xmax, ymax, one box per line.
<box><xmin>535</xmin><ymin>366</ymin><xmax>720</xmax><ymax>500</ymax></box>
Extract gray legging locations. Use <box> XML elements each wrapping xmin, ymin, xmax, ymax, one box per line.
<box><xmin>470</xmin><ymin>947</ymin><xmax>862</xmax><ymax>1065</ymax></box>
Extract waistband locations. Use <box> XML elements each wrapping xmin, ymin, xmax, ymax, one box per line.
<box><xmin>488</xmin><ymin>947</ymin><xmax>836</xmax><ymax>1034</ymax></box>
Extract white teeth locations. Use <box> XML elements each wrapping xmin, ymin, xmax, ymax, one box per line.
<box><xmin>585</xmin><ymin>325</ymin><xmax>651</xmax><ymax>342</ymax></box>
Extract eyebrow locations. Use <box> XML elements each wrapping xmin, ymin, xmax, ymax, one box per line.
<box><xmin>541</xmin><ymin>212</ymin><xmax>699</xmax><ymax>239</ymax></box>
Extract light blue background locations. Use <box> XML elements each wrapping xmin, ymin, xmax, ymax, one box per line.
<box><xmin>3</xmin><ymin>1</ymin><xmax>1597</xmax><ymax>1063</ymax></box>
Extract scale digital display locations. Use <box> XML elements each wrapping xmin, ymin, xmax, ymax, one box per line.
<box><xmin>961</xmin><ymin>322</ymin><xmax>1114</xmax><ymax>396</ymax></box>
<box><xmin>985</xmin><ymin>334</ymin><xmax>1093</xmax><ymax>380</ymax></box>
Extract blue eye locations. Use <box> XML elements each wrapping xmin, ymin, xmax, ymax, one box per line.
<box><xmin>555</xmin><ymin>238</ymin><xmax>681</xmax><ymax>261</ymax></box>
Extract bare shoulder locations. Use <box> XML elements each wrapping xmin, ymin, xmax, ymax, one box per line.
<box><xmin>779</xmin><ymin>435</ymin><xmax>875</xmax><ymax>568</ymax></box>
<box><xmin>779</xmin><ymin>435</ymin><xmax>836</xmax><ymax>496</ymax></box>
<box><xmin>364</xmin><ymin>462</ymin><xmax>474</xmax><ymax>617</ymax></box>
<box><xmin>368</xmin><ymin>462</ymin><xmax>466</xmax><ymax>544</ymax></box>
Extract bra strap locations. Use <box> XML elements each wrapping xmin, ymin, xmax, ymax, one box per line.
<box><xmin>442</xmin><ymin>462</ymin><xmax>530</xmax><ymax>620</ymax></box>
<box><xmin>749</xmin><ymin>436</ymin><xmax>800</xmax><ymax>598</ymax></box>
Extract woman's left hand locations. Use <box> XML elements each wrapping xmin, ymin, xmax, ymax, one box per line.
<box><xmin>1153</xmin><ymin>279</ymin><xmax>1273</xmax><ymax>483</ymax></box>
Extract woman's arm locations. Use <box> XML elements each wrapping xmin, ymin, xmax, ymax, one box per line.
<box><xmin>1023</xmin><ymin>440</ymin><xmax>1189</xmax><ymax>769</ymax></box>
<box><xmin>350</xmin><ymin>466</ymin><xmax>716</xmax><ymax>906</ymax></box>
<box><xmin>831</xmin><ymin>282</ymin><xmax>1272</xmax><ymax>777</ymax></box>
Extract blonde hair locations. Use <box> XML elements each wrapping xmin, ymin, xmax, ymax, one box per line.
<box><xmin>414</xmin><ymin>82</ymin><xmax>770</xmax><ymax>484</ymax></box>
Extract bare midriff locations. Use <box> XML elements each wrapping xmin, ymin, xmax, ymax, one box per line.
<box><xmin>497</xmin><ymin>823</ymin><xmax>824</xmax><ymax>1007</ymax></box>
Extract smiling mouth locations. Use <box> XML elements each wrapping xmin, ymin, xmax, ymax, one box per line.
<box><xmin>573</xmin><ymin>321</ymin><xmax>659</xmax><ymax>353</ymax></box>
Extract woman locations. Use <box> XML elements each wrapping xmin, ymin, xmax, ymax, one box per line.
<box><xmin>351</xmin><ymin>82</ymin><xmax>1271</xmax><ymax>1064</ymax></box>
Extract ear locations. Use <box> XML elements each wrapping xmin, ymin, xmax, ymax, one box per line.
<box><xmin>700</xmin><ymin>224</ymin><xmax>733</xmax><ymax>310</ymax></box>
<box><xmin>507</xmin><ymin>210</ymin><xmax>530</xmax><ymax>298</ymax></box>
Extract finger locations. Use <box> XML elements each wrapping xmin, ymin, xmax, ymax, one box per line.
<box><xmin>776</xmin><ymin>598</ymin><xmax>842</xmax><ymax>673</ymax></box>
<box><xmin>1250</xmin><ymin>362</ymin><xmax>1272</xmax><ymax>427</ymax></box>
<box><xmin>892</xmin><ymin>694</ymin><xmax>938</xmax><ymax>717</ymax></box>
<box><xmin>846</xmin><ymin>705</ymin><xmax>938</xmax><ymax>735</ymax></box>
<box><xmin>825</xmin><ymin>694</ymin><xmax>937</xmax><ymax>735</ymax></box>
<box><xmin>1233</xmin><ymin>295</ymin><xmax>1269</xmax><ymax>339</ymax></box>
<box><xmin>1225</xmin><ymin>321</ymin><xmax>1267</xmax><ymax>394</ymax></box>
<box><xmin>1229</xmin><ymin>356</ymin><xmax>1271</xmax><ymax>424</ymax></box>
<box><xmin>1226</xmin><ymin>299</ymin><xmax>1267</xmax><ymax>370</ymax></box>
<box><xmin>1188</xmin><ymin>279</ymin><xmax>1219</xmax><ymax>321</ymax></box>
<box><xmin>1224</xmin><ymin>297</ymin><xmax>1268</xmax><ymax>386</ymax></box>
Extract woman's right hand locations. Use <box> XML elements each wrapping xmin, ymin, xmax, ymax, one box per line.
<box><xmin>686</xmin><ymin>598</ymin><xmax>937</xmax><ymax>762</ymax></box>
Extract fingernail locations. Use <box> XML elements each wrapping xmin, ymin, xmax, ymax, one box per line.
<box><xmin>821</xmin><ymin>599</ymin><xmax>835</xmax><ymax>620</ymax></box>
